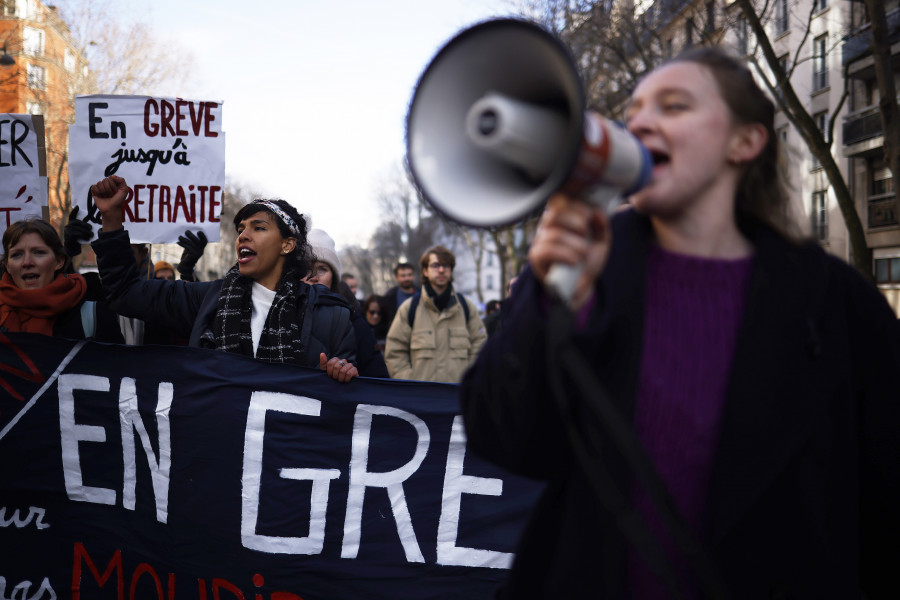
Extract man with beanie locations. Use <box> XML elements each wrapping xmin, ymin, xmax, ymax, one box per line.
<box><xmin>384</xmin><ymin>245</ymin><xmax>486</xmax><ymax>383</ymax></box>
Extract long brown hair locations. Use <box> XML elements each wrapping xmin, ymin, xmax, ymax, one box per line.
<box><xmin>666</xmin><ymin>47</ymin><xmax>799</xmax><ymax>241</ymax></box>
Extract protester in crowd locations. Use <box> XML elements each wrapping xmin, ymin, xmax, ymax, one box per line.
<box><xmin>66</xmin><ymin>206</ymin><xmax>151</xmax><ymax>343</ymax></box>
<box><xmin>303</xmin><ymin>228</ymin><xmax>388</xmax><ymax>378</ymax></box>
<box><xmin>0</xmin><ymin>218</ymin><xmax>123</xmax><ymax>342</ymax></box>
<box><xmin>90</xmin><ymin>176</ymin><xmax>358</xmax><ymax>382</ymax></box>
<box><xmin>154</xmin><ymin>260</ymin><xmax>176</xmax><ymax>281</ymax></box>
<box><xmin>460</xmin><ymin>47</ymin><xmax>900</xmax><ymax>599</ymax></box>
<box><xmin>482</xmin><ymin>299</ymin><xmax>502</xmax><ymax>337</ymax></box>
<box><xmin>483</xmin><ymin>275</ymin><xmax>518</xmax><ymax>337</ymax></box>
<box><xmin>381</xmin><ymin>261</ymin><xmax>417</xmax><ymax>324</ymax></box>
<box><xmin>341</xmin><ymin>272</ymin><xmax>359</xmax><ymax>298</ymax></box>
<box><xmin>361</xmin><ymin>294</ymin><xmax>388</xmax><ymax>354</ymax></box>
<box><xmin>385</xmin><ymin>245</ymin><xmax>486</xmax><ymax>382</ymax></box>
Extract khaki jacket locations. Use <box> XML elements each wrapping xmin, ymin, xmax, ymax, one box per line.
<box><xmin>384</xmin><ymin>287</ymin><xmax>486</xmax><ymax>383</ymax></box>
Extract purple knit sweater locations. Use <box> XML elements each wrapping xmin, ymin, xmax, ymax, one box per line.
<box><xmin>627</xmin><ymin>243</ymin><xmax>753</xmax><ymax>599</ymax></box>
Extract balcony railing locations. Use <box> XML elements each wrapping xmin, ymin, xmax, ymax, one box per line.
<box><xmin>844</xmin><ymin>106</ymin><xmax>884</xmax><ymax>146</ymax></box>
<box><xmin>843</xmin><ymin>7</ymin><xmax>900</xmax><ymax>66</ymax></box>
<box><xmin>869</xmin><ymin>195</ymin><xmax>899</xmax><ymax>229</ymax></box>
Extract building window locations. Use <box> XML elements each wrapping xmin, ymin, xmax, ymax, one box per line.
<box><xmin>775</xmin><ymin>0</ymin><xmax>789</xmax><ymax>35</ymax></box>
<box><xmin>777</xmin><ymin>126</ymin><xmax>789</xmax><ymax>143</ymax></box>
<box><xmin>736</xmin><ymin>15</ymin><xmax>749</xmax><ymax>55</ymax></box>
<box><xmin>25</xmin><ymin>101</ymin><xmax>42</xmax><ymax>115</ymax></box>
<box><xmin>812</xmin><ymin>0</ymin><xmax>828</xmax><ymax>13</ymax></box>
<box><xmin>705</xmin><ymin>1</ymin><xmax>716</xmax><ymax>33</ymax></box>
<box><xmin>868</xmin><ymin>161</ymin><xmax>897</xmax><ymax>228</ymax></box>
<box><xmin>871</xmin><ymin>163</ymin><xmax>894</xmax><ymax>198</ymax></box>
<box><xmin>65</xmin><ymin>49</ymin><xmax>76</xmax><ymax>72</ymax></box>
<box><xmin>812</xmin><ymin>191</ymin><xmax>828</xmax><ymax>241</ymax></box>
<box><xmin>813</xmin><ymin>34</ymin><xmax>828</xmax><ymax>91</ymax></box>
<box><xmin>875</xmin><ymin>257</ymin><xmax>900</xmax><ymax>284</ymax></box>
<box><xmin>486</xmin><ymin>274</ymin><xmax>494</xmax><ymax>291</ymax></box>
<box><xmin>685</xmin><ymin>18</ymin><xmax>694</xmax><ymax>47</ymax></box>
<box><xmin>27</xmin><ymin>64</ymin><xmax>45</xmax><ymax>90</ymax></box>
<box><xmin>812</xmin><ymin>111</ymin><xmax>827</xmax><ymax>170</ymax></box>
<box><xmin>23</xmin><ymin>26</ymin><xmax>44</xmax><ymax>56</ymax></box>
<box><xmin>775</xmin><ymin>55</ymin><xmax>789</xmax><ymax>104</ymax></box>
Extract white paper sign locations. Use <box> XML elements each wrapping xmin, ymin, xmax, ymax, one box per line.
<box><xmin>68</xmin><ymin>96</ymin><xmax>226</xmax><ymax>243</ymax></box>
<box><xmin>0</xmin><ymin>114</ymin><xmax>47</xmax><ymax>232</ymax></box>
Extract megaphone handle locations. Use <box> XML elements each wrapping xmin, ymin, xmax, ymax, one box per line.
<box><xmin>544</xmin><ymin>186</ymin><xmax>622</xmax><ymax>308</ymax></box>
<box><xmin>545</xmin><ymin>262</ymin><xmax>582</xmax><ymax>306</ymax></box>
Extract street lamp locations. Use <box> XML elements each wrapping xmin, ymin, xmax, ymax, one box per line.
<box><xmin>0</xmin><ymin>45</ymin><xmax>14</xmax><ymax>66</ymax></box>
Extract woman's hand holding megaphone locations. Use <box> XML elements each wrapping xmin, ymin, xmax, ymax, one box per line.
<box><xmin>529</xmin><ymin>193</ymin><xmax>611</xmax><ymax>311</ymax></box>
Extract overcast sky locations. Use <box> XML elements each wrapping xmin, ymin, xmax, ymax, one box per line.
<box><xmin>110</xmin><ymin>0</ymin><xmax>517</xmax><ymax>250</ymax></box>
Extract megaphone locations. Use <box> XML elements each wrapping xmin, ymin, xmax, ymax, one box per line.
<box><xmin>406</xmin><ymin>18</ymin><xmax>652</xmax><ymax>303</ymax></box>
<box><xmin>406</xmin><ymin>18</ymin><xmax>652</xmax><ymax>231</ymax></box>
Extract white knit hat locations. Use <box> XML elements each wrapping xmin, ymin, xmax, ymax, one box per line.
<box><xmin>307</xmin><ymin>228</ymin><xmax>341</xmax><ymax>279</ymax></box>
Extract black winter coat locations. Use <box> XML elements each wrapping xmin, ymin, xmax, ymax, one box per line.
<box><xmin>51</xmin><ymin>272</ymin><xmax>124</xmax><ymax>343</ymax></box>
<box><xmin>461</xmin><ymin>210</ymin><xmax>900</xmax><ymax>599</ymax></box>
<box><xmin>92</xmin><ymin>228</ymin><xmax>356</xmax><ymax>366</ymax></box>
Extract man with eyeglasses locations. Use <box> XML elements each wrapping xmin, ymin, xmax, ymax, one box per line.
<box><xmin>384</xmin><ymin>245</ymin><xmax>486</xmax><ymax>383</ymax></box>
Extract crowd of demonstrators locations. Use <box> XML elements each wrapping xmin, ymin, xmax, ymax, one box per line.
<box><xmin>89</xmin><ymin>175</ymin><xmax>359</xmax><ymax>382</ymax></box>
<box><xmin>381</xmin><ymin>262</ymin><xmax>417</xmax><ymax>325</ymax></box>
<box><xmin>303</xmin><ymin>228</ymin><xmax>388</xmax><ymax>378</ymax></box>
<box><xmin>384</xmin><ymin>245</ymin><xmax>486</xmax><ymax>383</ymax></box>
<box><xmin>361</xmin><ymin>294</ymin><xmax>388</xmax><ymax>354</ymax></box>
<box><xmin>0</xmin><ymin>218</ymin><xmax>122</xmax><ymax>343</ymax></box>
<box><xmin>460</xmin><ymin>47</ymin><xmax>900</xmax><ymax>599</ymax></box>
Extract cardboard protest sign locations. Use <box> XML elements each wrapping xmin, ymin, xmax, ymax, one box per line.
<box><xmin>68</xmin><ymin>96</ymin><xmax>226</xmax><ymax>244</ymax></box>
<box><xmin>0</xmin><ymin>114</ymin><xmax>47</xmax><ymax>234</ymax></box>
<box><xmin>0</xmin><ymin>333</ymin><xmax>541</xmax><ymax>599</ymax></box>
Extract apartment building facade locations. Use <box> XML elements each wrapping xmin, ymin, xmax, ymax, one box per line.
<box><xmin>1</xmin><ymin>0</ymin><xmax>87</xmax><ymax>230</ymax></box>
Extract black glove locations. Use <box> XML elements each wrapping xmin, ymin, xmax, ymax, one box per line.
<box><xmin>63</xmin><ymin>206</ymin><xmax>94</xmax><ymax>258</ymax></box>
<box><xmin>176</xmin><ymin>230</ymin><xmax>208</xmax><ymax>280</ymax></box>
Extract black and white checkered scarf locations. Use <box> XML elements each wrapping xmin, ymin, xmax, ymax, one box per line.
<box><xmin>202</xmin><ymin>265</ymin><xmax>308</xmax><ymax>365</ymax></box>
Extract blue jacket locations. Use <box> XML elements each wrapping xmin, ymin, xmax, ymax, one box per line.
<box><xmin>461</xmin><ymin>209</ymin><xmax>900</xmax><ymax>599</ymax></box>
<box><xmin>92</xmin><ymin>228</ymin><xmax>356</xmax><ymax>366</ymax></box>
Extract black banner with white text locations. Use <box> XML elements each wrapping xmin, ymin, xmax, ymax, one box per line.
<box><xmin>0</xmin><ymin>333</ymin><xmax>540</xmax><ymax>600</ymax></box>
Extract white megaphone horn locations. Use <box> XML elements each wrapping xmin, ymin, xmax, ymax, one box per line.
<box><xmin>406</xmin><ymin>18</ymin><xmax>653</xmax><ymax>304</ymax></box>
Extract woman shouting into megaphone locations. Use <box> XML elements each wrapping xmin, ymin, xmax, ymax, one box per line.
<box><xmin>90</xmin><ymin>175</ymin><xmax>359</xmax><ymax>382</ymax></box>
<box><xmin>460</xmin><ymin>47</ymin><xmax>900</xmax><ymax>600</ymax></box>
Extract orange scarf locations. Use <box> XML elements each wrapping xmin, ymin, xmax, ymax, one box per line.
<box><xmin>0</xmin><ymin>271</ymin><xmax>88</xmax><ymax>335</ymax></box>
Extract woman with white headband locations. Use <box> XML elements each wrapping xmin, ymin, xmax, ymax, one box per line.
<box><xmin>89</xmin><ymin>175</ymin><xmax>358</xmax><ymax>382</ymax></box>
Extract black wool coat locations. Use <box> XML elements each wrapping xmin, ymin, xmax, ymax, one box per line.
<box><xmin>461</xmin><ymin>209</ymin><xmax>900</xmax><ymax>599</ymax></box>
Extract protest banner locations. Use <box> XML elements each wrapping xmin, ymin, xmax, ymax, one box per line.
<box><xmin>0</xmin><ymin>114</ymin><xmax>47</xmax><ymax>233</ymax></box>
<box><xmin>68</xmin><ymin>96</ymin><xmax>226</xmax><ymax>244</ymax></box>
<box><xmin>0</xmin><ymin>333</ymin><xmax>540</xmax><ymax>600</ymax></box>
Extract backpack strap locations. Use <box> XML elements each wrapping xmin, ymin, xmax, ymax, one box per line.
<box><xmin>407</xmin><ymin>291</ymin><xmax>470</xmax><ymax>327</ymax></box>
<box><xmin>80</xmin><ymin>301</ymin><xmax>97</xmax><ymax>339</ymax></box>
<box><xmin>407</xmin><ymin>292</ymin><xmax>422</xmax><ymax>328</ymax></box>
<box><xmin>457</xmin><ymin>293</ymin><xmax>470</xmax><ymax>324</ymax></box>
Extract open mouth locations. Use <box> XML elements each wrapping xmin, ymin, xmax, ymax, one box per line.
<box><xmin>238</xmin><ymin>247</ymin><xmax>257</xmax><ymax>264</ymax></box>
<box><xmin>21</xmin><ymin>274</ymin><xmax>41</xmax><ymax>283</ymax></box>
<box><xmin>650</xmin><ymin>149</ymin><xmax>670</xmax><ymax>166</ymax></box>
